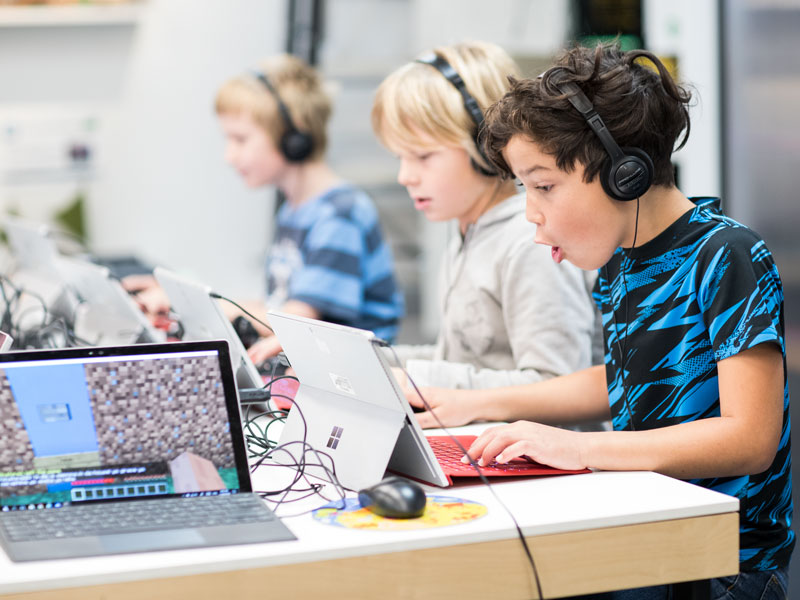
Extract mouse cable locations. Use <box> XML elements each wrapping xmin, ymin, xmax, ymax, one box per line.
<box><xmin>241</xmin><ymin>367</ymin><xmax>350</xmax><ymax>512</ymax></box>
<box><xmin>380</xmin><ymin>342</ymin><xmax>544</xmax><ymax>600</ymax></box>
<box><xmin>247</xmin><ymin>387</ymin><xmax>349</xmax><ymax>510</ymax></box>
<box><xmin>208</xmin><ymin>291</ymin><xmax>274</xmax><ymax>334</ymax></box>
<box><xmin>258</xmin><ymin>439</ymin><xmax>347</xmax><ymax>513</ymax></box>
<box><xmin>262</xmin><ymin>441</ymin><xmax>344</xmax><ymax>500</ymax></box>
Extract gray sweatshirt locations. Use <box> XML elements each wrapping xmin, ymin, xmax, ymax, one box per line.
<box><xmin>393</xmin><ymin>194</ymin><xmax>598</xmax><ymax>389</ymax></box>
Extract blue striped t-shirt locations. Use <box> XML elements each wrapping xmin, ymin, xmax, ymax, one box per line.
<box><xmin>266</xmin><ymin>184</ymin><xmax>403</xmax><ymax>342</ymax></box>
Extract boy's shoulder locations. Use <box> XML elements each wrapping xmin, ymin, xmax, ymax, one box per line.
<box><xmin>681</xmin><ymin>197</ymin><xmax>767</xmax><ymax>257</ymax></box>
<box><xmin>284</xmin><ymin>184</ymin><xmax>378</xmax><ymax>227</ymax></box>
<box><xmin>316</xmin><ymin>184</ymin><xmax>379</xmax><ymax>223</ymax></box>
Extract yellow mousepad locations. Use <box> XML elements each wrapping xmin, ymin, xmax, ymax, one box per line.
<box><xmin>312</xmin><ymin>495</ymin><xmax>488</xmax><ymax>530</ymax></box>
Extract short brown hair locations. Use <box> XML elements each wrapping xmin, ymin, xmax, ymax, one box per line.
<box><xmin>215</xmin><ymin>54</ymin><xmax>331</xmax><ymax>161</ymax></box>
<box><xmin>482</xmin><ymin>43</ymin><xmax>692</xmax><ymax>187</ymax></box>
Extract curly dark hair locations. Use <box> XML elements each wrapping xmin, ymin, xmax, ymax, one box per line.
<box><xmin>481</xmin><ymin>43</ymin><xmax>692</xmax><ymax>187</ymax></box>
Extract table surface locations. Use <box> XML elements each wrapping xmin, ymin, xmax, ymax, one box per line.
<box><xmin>0</xmin><ymin>458</ymin><xmax>739</xmax><ymax>598</ymax></box>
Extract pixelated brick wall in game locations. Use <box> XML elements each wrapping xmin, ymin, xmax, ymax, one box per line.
<box><xmin>85</xmin><ymin>355</ymin><xmax>235</xmax><ymax>469</ymax></box>
<box><xmin>0</xmin><ymin>370</ymin><xmax>36</xmax><ymax>472</ymax></box>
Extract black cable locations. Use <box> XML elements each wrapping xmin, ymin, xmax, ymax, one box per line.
<box><xmin>0</xmin><ymin>273</ymin><xmax>96</xmax><ymax>349</ymax></box>
<box><xmin>380</xmin><ymin>342</ymin><xmax>544</xmax><ymax>600</ymax></box>
<box><xmin>208</xmin><ymin>291</ymin><xmax>274</xmax><ymax>335</ymax></box>
<box><xmin>607</xmin><ymin>197</ymin><xmax>641</xmax><ymax>432</ymax></box>
<box><xmin>244</xmin><ymin>372</ymin><xmax>349</xmax><ymax>512</ymax></box>
<box><xmin>0</xmin><ymin>274</ymin><xmax>23</xmax><ymax>338</ymax></box>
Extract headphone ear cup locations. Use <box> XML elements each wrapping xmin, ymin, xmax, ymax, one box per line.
<box><xmin>603</xmin><ymin>147</ymin><xmax>654</xmax><ymax>202</ymax></box>
<box><xmin>280</xmin><ymin>130</ymin><xmax>314</xmax><ymax>162</ymax></box>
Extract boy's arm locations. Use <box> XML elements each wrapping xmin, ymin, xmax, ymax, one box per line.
<box><xmin>408</xmin><ymin>364</ymin><xmax>611</xmax><ymax>428</ymax></box>
<box><xmin>467</xmin><ymin>343</ymin><xmax>784</xmax><ymax>479</ymax></box>
<box><xmin>247</xmin><ymin>299</ymin><xmax>320</xmax><ymax>364</ymax></box>
<box><xmin>390</xmin><ymin>343</ymin><xmax>438</xmax><ymax>366</ymax></box>
<box><xmin>220</xmin><ymin>299</ymin><xmax>272</xmax><ymax>336</ymax></box>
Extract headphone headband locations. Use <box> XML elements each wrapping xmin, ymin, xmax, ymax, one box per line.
<box><xmin>416</xmin><ymin>53</ymin><xmax>485</xmax><ymax>130</ymax></box>
<box><xmin>541</xmin><ymin>71</ymin><xmax>653</xmax><ymax>201</ymax></box>
<box><xmin>415</xmin><ymin>52</ymin><xmax>494</xmax><ymax>176</ymax></box>
<box><xmin>556</xmin><ymin>81</ymin><xmax>625</xmax><ymax>163</ymax></box>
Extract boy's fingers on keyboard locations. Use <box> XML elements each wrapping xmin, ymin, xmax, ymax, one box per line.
<box><xmin>494</xmin><ymin>441</ymin><xmax>529</xmax><ymax>464</ymax></box>
<box><xmin>468</xmin><ymin>424</ymin><xmax>525</xmax><ymax>466</ymax></box>
<box><xmin>464</xmin><ymin>428</ymin><xmax>496</xmax><ymax>464</ymax></box>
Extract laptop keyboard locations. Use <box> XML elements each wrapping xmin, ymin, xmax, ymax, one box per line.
<box><xmin>427</xmin><ymin>436</ymin><xmax>545</xmax><ymax>474</ymax></box>
<box><xmin>0</xmin><ymin>493</ymin><xmax>276</xmax><ymax>543</ymax></box>
<box><xmin>424</xmin><ymin>435</ymin><xmax>594</xmax><ymax>478</ymax></box>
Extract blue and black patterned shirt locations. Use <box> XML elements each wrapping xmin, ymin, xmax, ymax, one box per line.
<box><xmin>594</xmin><ymin>197</ymin><xmax>793</xmax><ymax>571</ymax></box>
<box><xmin>266</xmin><ymin>184</ymin><xmax>404</xmax><ymax>342</ymax></box>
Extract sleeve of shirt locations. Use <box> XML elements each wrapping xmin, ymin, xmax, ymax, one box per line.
<box><xmin>387</xmin><ymin>343</ymin><xmax>438</xmax><ymax>365</ymax></box>
<box><xmin>698</xmin><ymin>232</ymin><xmax>784</xmax><ymax>361</ymax></box>
<box><xmin>288</xmin><ymin>213</ymin><xmax>365</xmax><ymax>321</ymax></box>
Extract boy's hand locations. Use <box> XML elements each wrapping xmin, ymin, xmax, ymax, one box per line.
<box><xmin>247</xmin><ymin>335</ymin><xmax>283</xmax><ymax>365</ymax></box>
<box><xmin>464</xmin><ymin>421</ymin><xmax>587</xmax><ymax>471</ymax></box>
<box><xmin>121</xmin><ymin>274</ymin><xmax>170</xmax><ymax>322</ymax></box>
<box><xmin>406</xmin><ymin>386</ymin><xmax>482</xmax><ymax>429</ymax></box>
<box><xmin>120</xmin><ymin>273</ymin><xmax>157</xmax><ymax>294</ymax></box>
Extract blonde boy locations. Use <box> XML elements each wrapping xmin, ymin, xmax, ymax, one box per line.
<box><xmin>372</xmin><ymin>42</ymin><xmax>599</xmax><ymax>398</ymax></box>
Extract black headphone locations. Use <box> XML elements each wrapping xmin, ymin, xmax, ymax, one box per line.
<box><xmin>252</xmin><ymin>71</ymin><xmax>315</xmax><ymax>163</ymax></box>
<box><xmin>552</xmin><ymin>78</ymin><xmax>653</xmax><ymax>202</ymax></box>
<box><xmin>416</xmin><ymin>53</ymin><xmax>495</xmax><ymax>177</ymax></box>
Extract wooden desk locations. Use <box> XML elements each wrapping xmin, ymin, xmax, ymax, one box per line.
<box><xmin>0</xmin><ymin>470</ymin><xmax>738</xmax><ymax>600</ymax></box>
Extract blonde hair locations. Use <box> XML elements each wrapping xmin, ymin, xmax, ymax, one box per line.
<box><xmin>372</xmin><ymin>41</ymin><xmax>520</xmax><ymax>174</ymax></box>
<box><xmin>215</xmin><ymin>54</ymin><xmax>331</xmax><ymax>161</ymax></box>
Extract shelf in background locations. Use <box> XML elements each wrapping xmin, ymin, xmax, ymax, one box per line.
<box><xmin>0</xmin><ymin>3</ymin><xmax>144</xmax><ymax>27</ymax></box>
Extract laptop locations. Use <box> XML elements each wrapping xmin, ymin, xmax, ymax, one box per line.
<box><xmin>0</xmin><ymin>340</ymin><xmax>295</xmax><ymax>561</ymax></box>
<box><xmin>3</xmin><ymin>216</ymin><xmax>61</xmax><ymax>276</ymax></box>
<box><xmin>153</xmin><ymin>268</ymin><xmax>263</xmax><ymax>392</ymax></box>
<box><xmin>57</xmin><ymin>257</ymin><xmax>166</xmax><ymax>346</ymax></box>
<box><xmin>268</xmin><ymin>312</ymin><xmax>589</xmax><ymax>490</ymax></box>
<box><xmin>2</xmin><ymin>217</ymin><xmax>77</xmax><ymax>326</ymax></box>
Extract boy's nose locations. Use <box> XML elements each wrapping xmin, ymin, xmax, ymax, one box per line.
<box><xmin>223</xmin><ymin>145</ymin><xmax>236</xmax><ymax>165</ymax></box>
<box><xmin>396</xmin><ymin>159</ymin><xmax>418</xmax><ymax>187</ymax></box>
<box><xmin>525</xmin><ymin>195</ymin><xmax>543</xmax><ymax>225</ymax></box>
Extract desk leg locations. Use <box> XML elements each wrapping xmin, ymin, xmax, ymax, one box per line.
<box><xmin>672</xmin><ymin>579</ymin><xmax>710</xmax><ymax>599</ymax></box>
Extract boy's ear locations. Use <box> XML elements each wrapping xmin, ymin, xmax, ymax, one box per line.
<box><xmin>554</xmin><ymin>79</ymin><xmax>653</xmax><ymax>201</ymax></box>
<box><xmin>252</xmin><ymin>71</ymin><xmax>315</xmax><ymax>163</ymax></box>
<box><xmin>600</xmin><ymin>147</ymin><xmax>654</xmax><ymax>202</ymax></box>
<box><xmin>279</xmin><ymin>128</ymin><xmax>314</xmax><ymax>163</ymax></box>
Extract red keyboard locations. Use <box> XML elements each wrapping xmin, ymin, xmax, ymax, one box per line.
<box><xmin>426</xmin><ymin>435</ymin><xmax>591</xmax><ymax>480</ymax></box>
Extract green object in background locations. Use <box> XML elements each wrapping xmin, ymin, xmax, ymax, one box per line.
<box><xmin>578</xmin><ymin>34</ymin><xmax>642</xmax><ymax>51</ymax></box>
<box><xmin>53</xmin><ymin>190</ymin><xmax>86</xmax><ymax>244</ymax></box>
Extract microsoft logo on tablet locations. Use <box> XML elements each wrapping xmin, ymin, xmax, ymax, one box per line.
<box><xmin>326</xmin><ymin>426</ymin><xmax>343</xmax><ymax>449</ymax></box>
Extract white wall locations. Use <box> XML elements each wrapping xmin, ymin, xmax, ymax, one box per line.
<box><xmin>0</xmin><ymin>9</ymin><xmax>139</xmax><ymax>246</ymax></box>
<box><xmin>644</xmin><ymin>0</ymin><xmax>722</xmax><ymax>199</ymax></box>
<box><xmin>412</xmin><ymin>0</ymin><xmax>568</xmax><ymax>56</ymax></box>
<box><xmin>89</xmin><ymin>0</ymin><xmax>286</xmax><ymax>298</ymax></box>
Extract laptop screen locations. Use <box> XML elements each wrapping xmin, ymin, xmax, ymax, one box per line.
<box><xmin>0</xmin><ymin>341</ymin><xmax>251</xmax><ymax>511</ymax></box>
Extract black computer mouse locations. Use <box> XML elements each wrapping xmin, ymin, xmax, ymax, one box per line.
<box><xmin>357</xmin><ymin>476</ymin><xmax>427</xmax><ymax>519</ymax></box>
